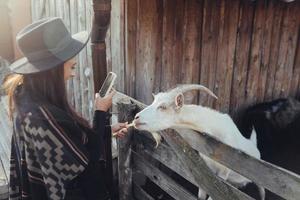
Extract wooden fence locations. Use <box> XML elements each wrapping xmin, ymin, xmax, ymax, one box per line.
<box><xmin>110</xmin><ymin>0</ymin><xmax>300</xmax><ymax>119</ymax></box>
<box><xmin>0</xmin><ymin>58</ymin><xmax>11</xmax><ymax>199</ymax></box>
<box><xmin>30</xmin><ymin>0</ymin><xmax>300</xmax><ymax>124</ymax></box>
<box><xmin>115</xmin><ymin>92</ymin><xmax>300</xmax><ymax>200</ymax></box>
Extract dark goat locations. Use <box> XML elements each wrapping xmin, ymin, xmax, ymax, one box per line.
<box><xmin>238</xmin><ymin>98</ymin><xmax>300</xmax><ymax>199</ymax></box>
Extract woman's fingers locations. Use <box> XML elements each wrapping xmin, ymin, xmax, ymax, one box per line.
<box><xmin>111</xmin><ymin>122</ymin><xmax>128</xmax><ymax>133</ymax></box>
<box><xmin>113</xmin><ymin>127</ymin><xmax>128</xmax><ymax>138</ymax></box>
<box><xmin>94</xmin><ymin>89</ymin><xmax>115</xmax><ymax>111</ymax></box>
<box><xmin>118</xmin><ymin>122</ymin><xmax>128</xmax><ymax>129</ymax></box>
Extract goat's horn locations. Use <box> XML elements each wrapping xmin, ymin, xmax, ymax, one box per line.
<box><xmin>174</xmin><ymin>84</ymin><xmax>218</xmax><ymax>99</ymax></box>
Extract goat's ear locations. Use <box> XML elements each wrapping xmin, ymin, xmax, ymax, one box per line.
<box><xmin>175</xmin><ymin>93</ymin><xmax>184</xmax><ymax>109</ymax></box>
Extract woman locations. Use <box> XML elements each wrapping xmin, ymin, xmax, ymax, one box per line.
<box><xmin>3</xmin><ymin>17</ymin><xmax>127</xmax><ymax>200</ymax></box>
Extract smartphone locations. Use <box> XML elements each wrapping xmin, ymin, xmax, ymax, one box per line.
<box><xmin>99</xmin><ymin>72</ymin><xmax>117</xmax><ymax>97</ymax></box>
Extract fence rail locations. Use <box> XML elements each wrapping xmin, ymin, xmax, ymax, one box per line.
<box><xmin>115</xmin><ymin>92</ymin><xmax>300</xmax><ymax>200</ymax></box>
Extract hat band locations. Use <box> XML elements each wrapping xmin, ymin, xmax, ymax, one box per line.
<box><xmin>26</xmin><ymin>35</ymin><xmax>72</xmax><ymax>62</ymax></box>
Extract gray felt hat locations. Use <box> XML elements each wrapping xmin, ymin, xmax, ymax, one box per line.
<box><xmin>10</xmin><ymin>17</ymin><xmax>89</xmax><ymax>74</ymax></box>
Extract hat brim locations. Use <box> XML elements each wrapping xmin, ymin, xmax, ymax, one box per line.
<box><xmin>10</xmin><ymin>31</ymin><xmax>90</xmax><ymax>74</ymax></box>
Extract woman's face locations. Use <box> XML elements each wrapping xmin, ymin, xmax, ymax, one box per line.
<box><xmin>64</xmin><ymin>58</ymin><xmax>77</xmax><ymax>81</ymax></box>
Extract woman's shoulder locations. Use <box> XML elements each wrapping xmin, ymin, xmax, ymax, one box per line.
<box><xmin>20</xmin><ymin>102</ymin><xmax>75</xmax><ymax>128</ymax></box>
<box><xmin>20</xmin><ymin>103</ymin><xmax>88</xmax><ymax>141</ymax></box>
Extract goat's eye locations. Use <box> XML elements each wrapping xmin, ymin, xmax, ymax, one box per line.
<box><xmin>158</xmin><ymin>105</ymin><xmax>167</xmax><ymax>110</ymax></box>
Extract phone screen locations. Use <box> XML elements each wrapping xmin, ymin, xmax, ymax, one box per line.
<box><xmin>99</xmin><ymin>72</ymin><xmax>117</xmax><ymax>97</ymax></box>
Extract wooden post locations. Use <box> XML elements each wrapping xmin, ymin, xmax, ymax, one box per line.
<box><xmin>117</xmin><ymin>102</ymin><xmax>138</xmax><ymax>200</ymax></box>
<box><xmin>91</xmin><ymin>0</ymin><xmax>111</xmax><ymax>93</ymax></box>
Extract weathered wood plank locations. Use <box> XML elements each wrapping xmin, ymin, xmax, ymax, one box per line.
<box><xmin>132</xmin><ymin>182</ymin><xmax>154</xmax><ymax>200</ymax></box>
<box><xmin>230</xmin><ymin>0</ymin><xmax>255</xmax><ymax>117</ymax></box>
<box><xmin>133</xmin><ymin>152</ymin><xmax>199</xmax><ymax>200</ymax></box>
<box><xmin>117</xmin><ymin>102</ymin><xmax>138</xmax><ymax>200</ymax></box>
<box><xmin>0</xmin><ymin>97</ymin><xmax>10</xmax><ymax>199</ymax></box>
<box><xmin>171</xmin><ymin>0</ymin><xmax>185</xmax><ymax>90</ymax></box>
<box><xmin>0</xmin><ymin>157</ymin><xmax>8</xmax><ymax>200</ymax></box>
<box><xmin>175</xmin><ymin>128</ymin><xmax>300</xmax><ymax>200</ymax></box>
<box><xmin>136</xmin><ymin>127</ymin><xmax>300</xmax><ymax>200</ymax></box>
<box><xmin>44</xmin><ymin>0</ymin><xmax>50</xmax><ymax>17</ymax></box>
<box><xmin>49</xmin><ymin>0</ymin><xmax>56</xmax><ymax>16</ymax></box>
<box><xmin>272</xmin><ymin>3</ymin><xmax>294</xmax><ymax>98</ymax></box>
<box><xmin>135</xmin><ymin>0</ymin><xmax>162</xmax><ymax>103</ymax></box>
<box><xmin>256</xmin><ymin>0</ymin><xmax>275</xmax><ymax>103</ymax></box>
<box><xmin>160</xmin><ymin>129</ymin><xmax>254</xmax><ymax>200</ymax></box>
<box><xmin>277</xmin><ymin>4</ymin><xmax>299</xmax><ymax>97</ymax></box>
<box><xmin>153</xmin><ymin>0</ymin><xmax>163</xmax><ymax>95</ymax></box>
<box><xmin>31</xmin><ymin>0</ymin><xmax>37</xmax><ymax>20</ymax></box>
<box><xmin>111</xmin><ymin>0</ymin><xmax>125</xmax><ymax>93</ymax></box>
<box><xmin>55</xmin><ymin>0</ymin><xmax>63</xmax><ymax>18</ymax></box>
<box><xmin>0</xmin><ymin>97</ymin><xmax>12</xmax><ymax>175</ymax></box>
<box><xmin>62</xmin><ymin>0</ymin><xmax>75</xmax><ymax>107</ymax></box>
<box><xmin>70</xmin><ymin>0</ymin><xmax>82</xmax><ymax>113</ymax></box>
<box><xmin>264</xmin><ymin>2</ymin><xmax>285</xmax><ymax>101</ymax></box>
<box><xmin>290</xmin><ymin>31</ymin><xmax>300</xmax><ymax>98</ymax></box>
<box><xmin>77</xmin><ymin>0</ymin><xmax>89</xmax><ymax>119</ymax></box>
<box><xmin>124</xmin><ymin>0</ymin><xmax>137</xmax><ymax>97</ymax></box>
<box><xmin>199</xmin><ymin>0</ymin><xmax>220</xmax><ymax>108</ymax></box>
<box><xmin>160</xmin><ymin>0</ymin><xmax>177</xmax><ymax>92</ymax></box>
<box><xmin>134</xmin><ymin>135</ymin><xmax>198</xmax><ymax>187</ymax></box>
<box><xmin>180</xmin><ymin>0</ymin><xmax>202</xmax><ymax>104</ymax></box>
<box><xmin>245</xmin><ymin>0</ymin><xmax>265</xmax><ymax>105</ymax></box>
<box><xmin>214</xmin><ymin>0</ymin><xmax>239</xmax><ymax>112</ymax></box>
<box><xmin>85</xmin><ymin>0</ymin><xmax>94</xmax><ymax>121</ymax></box>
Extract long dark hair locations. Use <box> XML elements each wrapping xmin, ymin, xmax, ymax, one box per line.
<box><xmin>3</xmin><ymin>64</ymin><xmax>91</xmax><ymax>129</ymax></box>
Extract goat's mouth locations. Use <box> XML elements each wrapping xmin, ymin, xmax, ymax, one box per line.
<box><xmin>133</xmin><ymin>122</ymin><xmax>147</xmax><ymax>129</ymax></box>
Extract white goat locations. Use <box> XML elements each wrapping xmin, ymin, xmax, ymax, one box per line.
<box><xmin>133</xmin><ymin>84</ymin><xmax>265</xmax><ymax>200</ymax></box>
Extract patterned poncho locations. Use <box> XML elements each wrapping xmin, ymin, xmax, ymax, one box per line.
<box><xmin>9</xmin><ymin>91</ymin><xmax>113</xmax><ymax>200</ymax></box>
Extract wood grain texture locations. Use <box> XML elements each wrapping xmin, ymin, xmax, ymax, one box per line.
<box><xmin>160</xmin><ymin>0</ymin><xmax>177</xmax><ymax>92</ymax></box>
<box><xmin>245</xmin><ymin>0</ymin><xmax>264</xmax><ymax>106</ymax></box>
<box><xmin>133</xmin><ymin>152</ymin><xmax>199</xmax><ymax>200</ymax></box>
<box><xmin>291</xmin><ymin>31</ymin><xmax>300</xmax><ymax>98</ymax></box>
<box><xmin>230</xmin><ymin>0</ymin><xmax>255</xmax><ymax>116</ymax></box>
<box><xmin>111</xmin><ymin>0</ymin><xmax>125</xmax><ymax>92</ymax></box>
<box><xmin>117</xmin><ymin>102</ymin><xmax>139</xmax><ymax>200</ymax></box>
<box><xmin>136</xmin><ymin>128</ymin><xmax>300</xmax><ymax>200</ymax></box>
<box><xmin>114</xmin><ymin>0</ymin><xmax>300</xmax><ymax>117</ymax></box>
<box><xmin>214</xmin><ymin>0</ymin><xmax>239</xmax><ymax>112</ymax></box>
<box><xmin>199</xmin><ymin>0</ymin><xmax>220</xmax><ymax>108</ymax></box>
<box><xmin>264</xmin><ymin>1</ymin><xmax>285</xmax><ymax>101</ymax></box>
<box><xmin>256</xmin><ymin>0</ymin><xmax>275</xmax><ymax>103</ymax></box>
<box><xmin>132</xmin><ymin>182</ymin><xmax>155</xmax><ymax>200</ymax></box>
<box><xmin>275</xmin><ymin>3</ymin><xmax>299</xmax><ymax>98</ymax></box>
<box><xmin>180</xmin><ymin>0</ymin><xmax>202</xmax><ymax>104</ymax></box>
<box><xmin>70</xmin><ymin>0</ymin><xmax>82</xmax><ymax>113</ymax></box>
<box><xmin>125</xmin><ymin>0</ymin><xmax>137</xmax><ymax>97</ymax></box>
<box><xmin>135</xmin><ymin>0</ymin><xmax>162</xmax><ymax>104</ymax></box>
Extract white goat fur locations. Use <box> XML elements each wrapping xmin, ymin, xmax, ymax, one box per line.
<box><xmin>134</xmin><ymin>84</ymin><xmax>264</xmax><ymax>200</ymax></box>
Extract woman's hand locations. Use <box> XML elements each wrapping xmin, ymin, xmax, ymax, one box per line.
<box><xmin>111</xmin><ymin>122</ymin><xmax>128</xmax><ymax>138</ymax></box>
<box><xmin>94</xmin><ymin>89</ymin><xmax>116</xmax><ymax>112</ymax></box>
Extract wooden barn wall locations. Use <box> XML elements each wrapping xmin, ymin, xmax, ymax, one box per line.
<box><xmin>110</xmin><ymin>0</ymin><xmax>300</xmax><ymax>117</ymax></box>
<box><xmin>31</xmin><ymin>0</ymin><xmax>95</xmax><ymax>121</ymax></box>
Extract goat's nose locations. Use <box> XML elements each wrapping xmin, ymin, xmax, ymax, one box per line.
<box><xmin>134</xmin><ymin>115</ymin><xmax>140</xmax><ymax>120</ymax></box>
